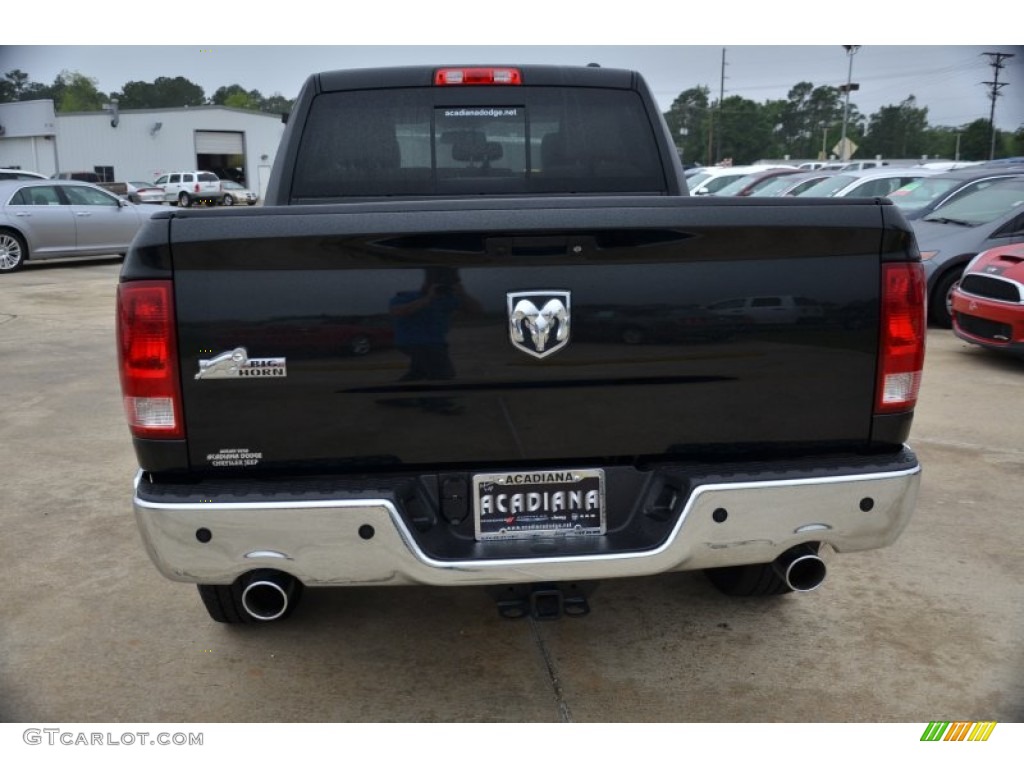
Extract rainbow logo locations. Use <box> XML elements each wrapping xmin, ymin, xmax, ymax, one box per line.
<box><xmin>921</xmin><ymin>722</ymin><xmax>997</xmax><ymax>741</ymax></box>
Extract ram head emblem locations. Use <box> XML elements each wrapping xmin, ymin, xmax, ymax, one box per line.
<box><xmin>507</xmin><ymin>291</ymin><xmax>571</xmax><ymax>359</ymax></box>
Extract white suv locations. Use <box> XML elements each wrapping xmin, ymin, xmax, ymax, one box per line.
<box><xmin>153</xmin><ymin>171</ymin><xmax>222</xmax><ymax>207</ymax></box>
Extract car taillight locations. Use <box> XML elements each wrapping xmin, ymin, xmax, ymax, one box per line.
<box><xmin>876</xmin><ymin>263</ymin><xmax>926</xmax><ymax>415</ymax></box>
<box><xmin>117</xmin><ymin>280</ymin><xmax>184</xmax><ymax>439</ymax></box>
<box><xmin>194</xmin><ymin>182</ymin><xmax>200</xmax><ymax>193</ymax></box>
<box><xmin>434</xmin><ymin>67</ymin><xmax>522</xmax><ymax>85</ymax></box>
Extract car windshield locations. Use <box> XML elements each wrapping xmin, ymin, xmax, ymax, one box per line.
<box><xmin>131</xmin><ymin>181</ymin><xmax>157</xmax><ymax>188</ymax></box>
<box><xmin>197</xmin><ymin>173</ymin><xmax>220</xmax><ymax>183</ymax></box>
<box><xmin>686</xmin><ymin>172</ymin><xmax>712</xmax><ymax>188</ymax></box>
<box><xmin>888</xmin><ymin>178</ymin><xmax>961</xmax><ymax>210</ymax></box>
<box><xmin>713</xmin><ymin>174</ymin><xmax>759</xmax><ymax>196</ymax></box>
<box><xmin>223</xmin><ymin>181</ymin><xmax>242</xmax><ymax>189</ymax></box>
<box><xmin>921</xmin><ymin>181</ymin><xmax>1024</xmax><ymax>225</ymax></box>
<box><xmin>747</xmin><ymin>176</ymin><xmax>799</xmax><ymax>196</ymax></box>
<box><xmin>795</xmin><ymin>174</ymin><xmax>858</xmax><ymax>197</ymax></box>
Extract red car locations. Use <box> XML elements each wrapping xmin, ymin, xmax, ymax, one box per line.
<box><xmin>951</xmin><ymin>243</ymin><xmax>1024</xmax><ymax>357</ymax></box>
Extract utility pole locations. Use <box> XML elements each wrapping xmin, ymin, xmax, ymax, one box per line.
<box><xmin>983</xmin><ymin>52</ymin><xmax>1014</xmax><ymax>161</ymax></box>
<box><xmin>716</xmin><ymin>48</ymin><xmax>727</xmax><ymax>164</ymax></box>
<box><xmin>838</xmin><ymin>46</ymin><xmax>860</xmax><ymax>162</ymax></box>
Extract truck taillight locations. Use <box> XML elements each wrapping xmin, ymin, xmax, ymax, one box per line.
<box><xmin>117</xmin><ymin>280</ymin><xmax>184</xmax><ymax>439</ymax></box>
<box><xmin>876</xmin><ymin>263</ymin><xmax>926</xmax><ymax>415</ymax></box>
<box><xmin>434</xmin><ymin>67</ymin><xmax>522</xmax><ymax>85</ymax></box>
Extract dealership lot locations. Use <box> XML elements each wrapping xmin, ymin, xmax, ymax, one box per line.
<box><xmin>1</xmin><ymin>258</ymin><xmax>1021</xmax><ymax>722</ymax></box>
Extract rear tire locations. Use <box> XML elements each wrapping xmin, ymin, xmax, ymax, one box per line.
<box><xmin>221</xmin><ymin>194</ymin><xmax>235</xmax><ymax>206</ymax></box>
<box><xmin>0</xmin><ymin>230</ymin><xmax>27</xmax><ymax>273</ymax></box>
<box><xmin>705</xmin><ymin>563</ymin><xmax>794</xmax><ymax>597</ymax></box>
<box><xmin>178</xmin><ymin>192</ymin><xmax>192</xmax><ymax>208</ymax></box>
<box><xmin>705</xmin><ymin>543</ymin><xmax>823</xmax><ymax>597</ymax></box>
<box><xmin>929</xmin><ymin>268</ymin><xmax>963</xmax><ymax>328</ymax></box>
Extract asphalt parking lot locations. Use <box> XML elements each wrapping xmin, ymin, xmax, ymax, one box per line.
<box><xmin>1</xmin><ymin>257</ymin><xmax>1022</xmax><ymax>723</ymax></box>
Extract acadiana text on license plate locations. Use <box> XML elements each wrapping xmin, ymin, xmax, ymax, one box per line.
<box><xmin>473</xmin><ymin>469</ymin><xmax>605</xmax><ymax>541</ymax></box>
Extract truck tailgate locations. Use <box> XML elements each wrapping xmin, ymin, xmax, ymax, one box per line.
<box><xmin>165</xmin><ymin>198</ymin><xmax>899</xmax><ymax>471</ymax></box>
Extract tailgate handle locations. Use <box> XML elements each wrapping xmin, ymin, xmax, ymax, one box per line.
<box><xmin>487</xmin><ymin>236</ymin><xmax>592</xmax><ymax>257</ymax></box>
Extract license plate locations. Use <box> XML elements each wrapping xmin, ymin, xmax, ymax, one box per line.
<box><xmin>473</xmin><ymin>469</ymin><xmax>605</xmax><ymax>541</ymax></box>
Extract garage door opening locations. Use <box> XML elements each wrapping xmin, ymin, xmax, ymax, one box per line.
<box><xmin>194</xmin><ymin>130</ymin><xmax>247</xmax><ymax>185</ymax></box>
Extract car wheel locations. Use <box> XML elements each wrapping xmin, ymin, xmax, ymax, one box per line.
<box><xmin>349</xmin><ymin>335</ymin><xmax>372</xmax><ymax>356</ymax></box>
<box><xmin>178</xmin><ymin>192</ymin><xmax>192</xmax><ymax>208</ymax></box>
<box><xmin>0</xmin><ymin>230</ymin><xmax>27</xmax><ymax>273</ymax></box>
<box><xmin>221</xmin><ymin>194</ymin><xmax>235</xmax><ymax>206</ymax></box>
<box><xmin>929</xmin><ymin>267</ymin><xmax>963</xmax><ymax>329</ymax></box>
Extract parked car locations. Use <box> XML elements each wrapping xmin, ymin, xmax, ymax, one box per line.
<box><xmin>219</xmin><ymin>180</ymin><xmax>258</xmax><ymax>206</ymax></box>
<box><xmin>152</xmin><ymin>171</ymin><xmax>222</xmax><ymax>207</ymax></box>
<box><xmin>706</xmin><ymin>295</ymin><xmax>825</xmax><ymax>325</ymax></box>
<box><xmin>951</xmin><ymin>243</ymin><xmax>1024</xmax><ymax>357</ymax></box>
<box><xmin>796</xmin><ymin>167</ymin><xmax>942</xmax><ymax>198</ymax></box>
<box><xmin>0</xmin><ymin>180</ymin><xmax>162</xmax><ymax>273</ymax></box>
<box><xmin>887</xmin><ymin>167</ymin><xmax>1024</xmax><ymax>220</ymax></box>
<box><xmin>911</xmin><ymin>177</ymin><xmax>1024</xmax><ymax>327</ymax></box>
<box><xmin>711</xmin><ymin>167</ymin><xmax>805</xmax><ymax>197</ymax></box>
<box><xmin>686</xmin><ymin>164</ymin><xmax>795</xmax><ymax>196</ymax></box>
<box><xmin>837</xmin><ymin>160</ymin><xmax>890</xmax><ymax>171</ymax></box>
<box><xmin>51</xmin><ymin>171</ymin><xmax>102</xmax><ymax>182</ymax></box>
<box><xmin>125</xmin><ymin>181</ymin><xmax>166</xmax><ymax>205</ymax></box>
<box><xmin>748</xmin><ymin>170</ymin><xmax>838</xmax><ymax>197</ymax></box>
<box><xmin>0</xmin><ymin>169</ymin><xmax>48</xmax><ymax>180</ymax></box>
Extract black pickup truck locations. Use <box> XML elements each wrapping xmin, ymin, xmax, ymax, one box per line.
<box><xmin>117</xmin><ymin>65</ymin><xmax>926</xmax><ymax>623</ymax></box>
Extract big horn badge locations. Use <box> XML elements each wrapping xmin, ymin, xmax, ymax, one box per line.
<box><xmin>507</xmin><ymin>291</ymin><xmax>571</xmax><ymax>359</ymax></box>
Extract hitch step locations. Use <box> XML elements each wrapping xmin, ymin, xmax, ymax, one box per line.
<box><xmin>489</xmin><ymin>582</ymin><xmax>595</xmax><ymax>620</ymax></box>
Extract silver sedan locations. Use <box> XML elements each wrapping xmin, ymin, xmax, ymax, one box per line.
<box><xmin>0</xmin><ymin>180</ymin><xmax>162</xmax><ymax>273</ymax></box>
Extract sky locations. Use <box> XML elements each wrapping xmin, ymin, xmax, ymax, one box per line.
<box><xmin>4</xmin><ymin>8</ymin><xmax>1023</xmax><ymax>130</ymax></box>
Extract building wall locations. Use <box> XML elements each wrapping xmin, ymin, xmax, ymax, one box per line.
<box><xmin>1</xmin><ymin>102</ymin><xmax>285</xmax><ymax>198</ymax></box>
<box><xmin>0</xmin><ymin>100</ymin><xmax>60</xmax><ymax>175</ymax></box>
<box><xmin>56</xmin><ymin>107</ymin><xmax>285</xmax><ymax>196</ymax></box>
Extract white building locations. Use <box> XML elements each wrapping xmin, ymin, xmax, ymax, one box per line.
<box><xmin>0</xmin><ymin>100</ymin><xmax>286</xmax><ymax>199</ymax></box>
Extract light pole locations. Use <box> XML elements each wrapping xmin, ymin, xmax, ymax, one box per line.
<box><xmin>838</xmin><ymin>45</ymin><xmax>860</xmax><ymax>162</ymax></box>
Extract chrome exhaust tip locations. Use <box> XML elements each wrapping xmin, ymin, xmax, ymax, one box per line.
<box><xmin>773</xmin><ymin>545</ymin><xmax>827</xmax><ymax>592</ymax></box>
<box><xmin>240</xmin><ymin>571</ymin><xmax>296</xmax><ymax>621</ymax></box>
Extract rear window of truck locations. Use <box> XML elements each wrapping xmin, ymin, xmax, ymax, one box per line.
<box><xmin>290</xmin><ymin>87</ymin><xmax>667</xmax><ymax>200</ymax></box>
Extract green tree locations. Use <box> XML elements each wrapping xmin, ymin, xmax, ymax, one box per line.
<box><xmin>1</xmin><ymin>69</ymin><xmax>30</xmax><ymax>101</ymax></box>
<box><xmin>862</xmin><ymin>96</ymin><xmax>929</xmax><ymax>159</ymax></box>
<box><xmin>51</xmin><ymin>70</ymin><xmax>107</xmax><ymax>112</ymax></box>
<box><xmin>956</xmin><ymin>118</ymin><xmax>996</xmax><ymax>161</ymax></box>
<box><xmin>921</xmin><ymin>126</ymin><xmax>962</xmax><ymax>160</ymax></box>
<box><xmin>1</xmin><ymin>69</ymin><xmax>49</xmax><ymax>103</ymax></box>
<box><xmin>1010</xmin><ymin>126</ymin><xmax>1024</xmax><ymax>157</ymax></box>
<box><xmin>260</xmin><ymin>92</ymin><xmax>294</xmax><ymax>115</ymax></box>
<box><xmin>664</xmin><ymin>86</ymin><xmax>711</xmax><ymax>166</ymax></box>
<box><xmin>717</xmin><ymin>95</ymin><xmax>776</xmax><ymax>164</ymax></box>
<box><xmin>213</xmin><ymin>84</ymin><xmax>263</xmax><ymax>111</ymax></box>
<box><xmin>113</xmin><ymin>77</ymin><xmax>205</xmax><ymax>109</ymax></box>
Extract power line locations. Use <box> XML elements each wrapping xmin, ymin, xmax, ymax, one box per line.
<box><xmin>983</xmin><ymin>52</ymin><xmax>1014</xmax><ymax>160</ymax></box>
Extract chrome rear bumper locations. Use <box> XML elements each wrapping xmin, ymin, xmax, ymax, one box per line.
<box><xmin>133</xmin><ymin>462</ymin><xmax>920</xmax><ymax>587</ymax></box>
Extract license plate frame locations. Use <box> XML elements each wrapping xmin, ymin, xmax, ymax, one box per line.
<box><xmin>472</xmin><ymin>469</ymin><xmax>606</xmax><ymax>541</ymax></box>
